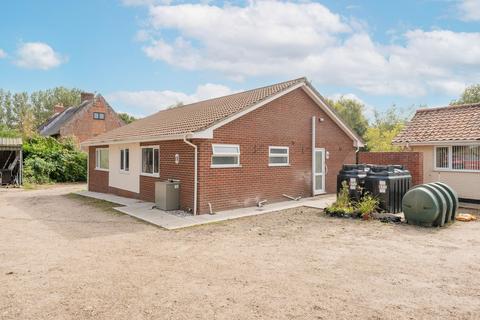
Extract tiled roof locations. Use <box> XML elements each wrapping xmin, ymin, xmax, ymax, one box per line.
<box><xmin>83</xmin><ymin>78</ymin><xmax>307</xmax><ymax>144</ymax></box>
<box><xmin>39</xmin><ymin>100</ymin><xmax>91</xmax><ymax>136</ymax></box>
<box><xmin>393</xmin><ymin>103</ymin><xmax>480</xmax><ymax>144</ymax></box>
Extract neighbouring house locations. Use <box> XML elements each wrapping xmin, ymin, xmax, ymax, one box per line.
<box><xmin>81</xmin><ymin>78</ymin><xmax>364</xmax><ymax>214</ymax></box>
<box><xmin>38</xmin><ymin>92</ymin><xmax>125</xmax><ymax>146</ymax></box>
<box><xmin>393</xmin><ymin>103</ymin><xmax>480</xmax><ymax>202</ymax></box>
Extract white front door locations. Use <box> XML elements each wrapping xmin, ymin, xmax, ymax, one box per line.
<box><xmin>313</xmin><ymin>148</ymin><xmax>325</xmax><ymax>195</ymax></box>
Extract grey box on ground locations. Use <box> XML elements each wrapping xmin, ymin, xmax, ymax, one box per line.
<box><xmin>155</xmin><ymin>180</ymin><xmax>180</xmax><ymax>211</ymax></box>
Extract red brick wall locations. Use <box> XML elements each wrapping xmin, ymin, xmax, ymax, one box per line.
<box><xmin>196</xmin><ymin>88</ymin><xmax>356</xmax><ymax>214</ymax></box>
<box><xmin>61</xmin><ymin>96</ymin><xmax>124</xmax><ymax>146</ymax></box>
<box><xmin>139</xmin><ymin>140</ymin><xmax>195</xmax><ymax>211</ymax></box>
<box><xmin>358</xmin><ymin>152</ymin><xmax>424</xmax><ymax>185</ymax></box>
<box><xmin>88</xmin><ymin>146</ymin><xmax>109</xmax><ymax>193</ymax></box>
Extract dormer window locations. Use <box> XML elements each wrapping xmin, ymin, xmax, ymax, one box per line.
<box><xmin>93</xmin><ymin>112</ymin><xmax>105</xmax><ymax>120</ymax></box>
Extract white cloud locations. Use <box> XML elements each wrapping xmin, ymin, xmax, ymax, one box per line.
<box><xmin>0</xmin><ymin>49</ymin><xmax>6</xmax><ymax>58</ymax></box>
<box><xmin>136</xmin><ymin>1</ymin><xmax>480</xmax><ymax>97</ymax></box>
<box><xmin>106</xmin><ymin>83</ymin><xmax>235</xmax><ymax>116</ymax></box>
<box><xmin>15</xmin><ymin>42</ymin><xmax>66</xmax><ymax>70</ymax></box>
<box><xmin>458</xmin><ymin>0</ymin><xmax>480</xmax><ymax>21</ymax></box>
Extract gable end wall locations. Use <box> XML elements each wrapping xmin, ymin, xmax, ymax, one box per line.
<box><xmin>60</xmin><ymin>97</ymin><xmax>124</xmax><ymax>145</ymax></box>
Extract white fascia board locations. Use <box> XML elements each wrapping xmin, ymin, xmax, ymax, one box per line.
<box><xmin>80</xmin><ymin>132</ymin><xmax>212</xmax><ymax>147</ymax></box>
<box><xmin>301</xmin><ymin>86</ymin><xmax>364</xmax><ymax>147</ymax></box>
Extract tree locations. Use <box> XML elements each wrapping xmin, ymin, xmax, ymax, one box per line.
<box><xmin>118</xmin><ymin>113</ymin><xmax>137</xmax><ymax>124</ymax></box>
<box><xmin>325</xmin><ymin>97</ymin><xmax>369</xmax><ymax>138</ymax></box>
<box><xmin>30</xmin><ymin>87</ymin><xmax>81</xmax><ymax>126</ymax></box>
<box><xmin>364</xmin><ymin>105</ymin><xmax>408</xmax><ymax>151</ymax></box>
<box><xmin>0</xmin><ymin>87</ymin><xmax>82</xmax><ymax>135</ymax></box>
<box><xmin>451</xmin><ymin>84</ymin><xmax>480</xmax><ymax>105</ymax></box>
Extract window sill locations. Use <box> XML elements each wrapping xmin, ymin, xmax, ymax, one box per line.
<box><xmin>119</xmin><ymin>170</ymin><xmax>130</xmax><ymax>175</ymax></box>
<box><xmin>211</xmin><ymin>165</ymin><xmax>242</xmax><ymax>169</ymax></box>
<box><xmin>95</xmin><ymin>168</ymin><xmax>109</xmax><ymax>172</ymax></box>
<box><xmin>434</xmin><ymin>169</ymin><xmax>480</xmax><ymax>173</ymax></box>
<box><xmin>268</xmin><ymin>164</ymin><xmax>290</xmax><ymax>167</ymax></box>
<box><xmin>140</xmin><ymin>173</ymin><xmax>160</xmax><ymax>177</ymax></box>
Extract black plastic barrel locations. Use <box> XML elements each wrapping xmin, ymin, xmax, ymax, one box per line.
<box><xmin>364</xmin><ymin>165</ymin><xmax>412</xmax><ymax>214</ymax></box>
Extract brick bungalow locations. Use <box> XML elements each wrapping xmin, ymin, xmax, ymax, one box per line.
<box><xmin>38</xmin><ymin>92</ymin><xmax>125</xmax><ymax>146</ymax></box>
<box><xmin>393</xmin><ymin>103</ymin><xmax>480</xmax><ymax>201</ymax></box>
<box><xmin>81</xmin><ymin>78</ymin><xmax>364</xmax><ymax>214</ymax></box>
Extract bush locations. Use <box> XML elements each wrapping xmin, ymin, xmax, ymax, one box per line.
<box><xmin>23</xmin><ymin>135</ymin><xmax>87</xmax><ymax>184</ymax></box>
<box><xmin>356</xmin><ymin>194</ymin><xmax>379</xmax><ymax>219</ymax></box>
<box><xmin>324</xmin><ymin>182</ymin><xmax>379</xmax><ymax>219</ymax></box>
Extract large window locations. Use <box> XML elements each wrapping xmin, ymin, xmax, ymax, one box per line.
<box><xmin>141</xmin><ymin>147</ymin><xmax>159</xmax><ymax>176</ymax></box>
<box><xmin>95</xmin><ymin>148</ymin><xmax>109</xmax><ymax>170</ymax></box>
<box><xmin>269</xmin><ymin>146</ymin><xmax>289</xmax><ymax>166</ymax></box>
<box><xmin>435</xmin><ymin>145</ymin><xmax>480</xmax><ymax>171</ymax></box>
<box><xmin>120</xmin><ymin>148</ymin><xmax>129</xmax><ymax>172</ymax></box>
<box><xmin>211</xmin><ymin>144</ymin><xmax>240</xmax><ymax>168</ymax></box>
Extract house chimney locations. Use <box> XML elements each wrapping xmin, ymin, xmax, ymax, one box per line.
<box><xmin>53</xmin><ymin>104</ymin><xmax>65</xmax><ymax>114</ymax></box>
<box><xmin>81</xmin><ymin>92</ymin><xmax>95</xmax><ymax>102</ymax></box>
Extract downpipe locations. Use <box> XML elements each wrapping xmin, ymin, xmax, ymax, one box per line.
<box><xmin>183</xmin><ymin>134</ymin><xmax>198</xmax><ymax>215</ymax></box>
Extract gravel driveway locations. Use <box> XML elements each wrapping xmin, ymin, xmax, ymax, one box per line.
<box><xmin>1</xmin><ymin>184</ymin><xmax>480</xmax><ymax>319</ymax></box>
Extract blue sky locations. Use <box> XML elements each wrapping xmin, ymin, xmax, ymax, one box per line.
<box><xmin>1</xmin><ymin>0</ymin><xmax>480</xmax><ymax>119</ymax></box>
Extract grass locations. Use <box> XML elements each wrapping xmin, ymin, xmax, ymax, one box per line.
<box><xmin>65</xmin><ymin>193</ymin><xmax>125</xmax><ymax>216</ymax></box>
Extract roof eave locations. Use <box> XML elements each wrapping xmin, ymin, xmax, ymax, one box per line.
<box><xmin>80</xmin><ymin>131</ymin><xmax>213</xmax><ymax>147</ymax></box>
<box><xmin>393</xmin><ymin>139</ymin><xmax>480</xmax><ymax>146</ymax></box>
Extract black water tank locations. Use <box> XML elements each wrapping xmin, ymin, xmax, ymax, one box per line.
<box><xmin>364</xmin><ymin>165</ymin><xmax>412</xmax><ymax>213</ymax></box>
<box><xmin>337</xmin><ymin>164</ymin><xmax>370</xmax><ymax>201</ymax></box>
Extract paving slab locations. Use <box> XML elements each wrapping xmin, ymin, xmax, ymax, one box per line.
<box><xmin>75</xmin><ymin>191</ymin><xmax>336</xmax><ymax>230</ymax></box>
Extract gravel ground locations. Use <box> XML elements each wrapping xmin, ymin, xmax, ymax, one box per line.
<box><xmin>1</xmin><ymin>184</ymin><xmax>480</xmax><ymax>320</ymax></box>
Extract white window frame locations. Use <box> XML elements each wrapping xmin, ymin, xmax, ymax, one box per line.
<box><xmin>211</xmin><ymin>144</ymin><xmax>241</xmax><ymax>168</ymax></box>
<box><xmin>140</xmin><ymin>146</ymin><xmax>160</xmax><ymax>177</ymax></box>
<box><xmin>268</xmin><ymin>146</ymin><xmax>290</xmax><ymax>167</ymax></box>
<box><xmin>95</xmin><ymin>148</ymin><xmax>109</xmax><ymax>171</ymax></box>
<box><xmin>434</xmin><ymin>145</ymin><xmax>480</xmax><ymax>172</ymax></box>
<box><xmin>120</xmin><ymin>148</ymin><xmax>129</xmax><ymax>173</ymax></box>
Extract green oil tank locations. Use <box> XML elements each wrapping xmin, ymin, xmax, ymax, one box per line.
<box><xmin>402</xmin><ymin>182</ymin><xmax>458</xmax><ymax>227</ymax></box>
<box><xmin>432</xmin><ymin>182</ymin><xmax>458</xmax><ymax>221</ymax></box>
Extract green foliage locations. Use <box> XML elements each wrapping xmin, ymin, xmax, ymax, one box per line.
<box><xmin>118</xmin><ymin>112</ymin><xmax>137</xmax><ymax>124</ymax></box>
<box><xmin>325</xmin><ymin>182</ymin><xmax>379</xmax><ymax>219</ymax></box>
<box><xmin>451</xmin><ymin>84</ymin><xmax>480</xmax><ymax>105</ymax></box>
<box><xmin>0</xmin><ymin>125</ymin><xmax>21</xmax><ymax>138</ymax></box>
<box><xmin>364</xmin><ymin>105</ymin><xmax>409</xmax><ymax>151</ymax></box>
<box><xmin>22</xmin><ymin>136</ymin><xmax>87</xmax><ymax>184</ymax></box>
<box><xmin>325</xmin><ymin>97</ymin><xmax>369</xmax><ymax>138</ymax></box>
<box><xmin>356</xmin><ymin>194</ymin><xmax>379</xmax><ymax>218</ymax></box>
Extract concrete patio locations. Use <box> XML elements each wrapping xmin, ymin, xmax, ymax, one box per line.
<box><xmin>75</xmin><ymin>190</ymin><xmax>336</xmax><ymax>230</ymax></box>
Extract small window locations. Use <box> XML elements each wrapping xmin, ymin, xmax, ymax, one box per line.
<box><xmin>93</xmin><ymin>112</ymin><xmax>105</xmax><ymax>120</ymax></box>
<box><xmin>120</xmin><ymin>148</ymin><xmax>129</xmax><ymax>172</ymax></box>
<box><xmin>269</xmin><ymin>146</ymin><xmax>289</xmax><ymax>166</ymax></box>
<box><xmin>141</xmin><ymin>147</ymin><xmax>159</xmax><ymax>175</ymax></box>
<box><xmin>211</xmin><ymin>144</ymin><xmax>240</xmax><ymax>168</ymax></box>
<box><xmin>95</xmin><ymin>148</ymin><xmax>109</xmax><ymax>170</ymax></box>
<box><xmin>435</xmin><ymin>146</ymin><xmax>449</xmax><ymax>169</ymax></box>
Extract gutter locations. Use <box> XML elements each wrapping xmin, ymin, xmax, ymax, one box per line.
<box><xmin>183</xmin><ymin>133</ymin><xmax>198</xmax><ymax>215</ymax></box>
